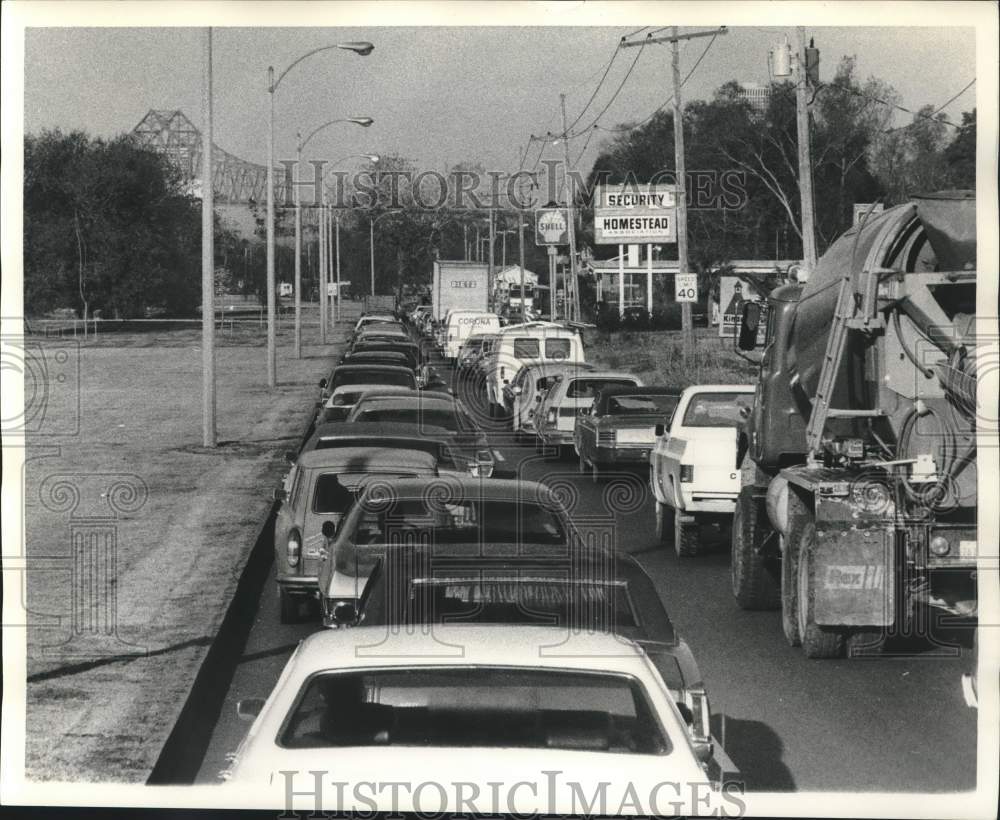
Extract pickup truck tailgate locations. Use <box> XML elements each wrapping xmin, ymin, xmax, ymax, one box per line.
<box><xmin>676</xmin><ymin>426</ymin><xmax>740</xmax><ymax>499</ymax></box>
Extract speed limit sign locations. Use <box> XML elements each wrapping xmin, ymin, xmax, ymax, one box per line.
<box><xmin>675</xmin><ymin>273</ymin><xmax>697</xmax><ymax>302</ymax></box>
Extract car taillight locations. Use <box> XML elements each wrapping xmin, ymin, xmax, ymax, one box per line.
<box><xmin>680</xmin><ymin>464</ymin><xmax>694</xmax><ymax>482</ymax></box>
<box><xmin>470</xmin><ymin>450</ymin><xmax>495</xmax><ymax>478</ymax></box>
<box><xmin>287</xmin><ymin>532</ymin><xmax>301</xmax><ymax>567</ymax></box>
<box><xmin>500</xmin><ymin>366</ymin><xmax>505</xmax><ymax>378</ymax></box>
<box><xmin>546</xmin><ymin>409</ymin><xmax>557</xmax><ymax>425</ymax></box>
<box><xmin>598</xmin><ymin>430</ymin><xmax>615</xmax><ymax>446</ymax></box>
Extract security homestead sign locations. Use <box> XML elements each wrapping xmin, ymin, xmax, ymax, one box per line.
<box><xmin>594</xmin><ymin>183</ymin><xmax>677</xmax><ymax>244</ymax></box>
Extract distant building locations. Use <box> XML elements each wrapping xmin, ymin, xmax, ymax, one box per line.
<box><xmin>738</xmin><ymin>83</ymin><xmax>771</xmax><ymax>117</ymax></box>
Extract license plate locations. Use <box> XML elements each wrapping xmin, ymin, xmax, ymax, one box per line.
<box><xmin>617</xmin><ymin>427</ymin><xmax>655</xmax><ymax>443</ymax></box>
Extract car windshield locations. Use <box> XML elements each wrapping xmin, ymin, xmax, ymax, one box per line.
<box><xmin>681</xmin><ymin>392</ymin><xmax>753</xmax><ymax>427</ymax></box>
<box><xmin>329</xmin><ymin>390</ymin><xmax>365</xmax><ymax>407</ymax></box>
<box><xmin>352</xmin><ymin>498</ymin><xmax>566</xmax><ymax>545</ymax></box>
<box><xmin>280</xmin><ymin>667</ymin><xmax>669</xmax><ymax>754</ymax></box>
<box><xmin>566</xmin><ymin>379</ymin><xmax>636</xmax><ymax>399</ymax></box>
<box><xmin>351</xmin><ymin>405</ymin><xmax>463</xmax><ymax>432</ymax></box>
<box><xmin>312</xmin><ymin>474</ymin><xmax>356</xmax><ymax>514</ymax></box>
<box><xmin>332</xmin><ymin>371</ymin><xmax>415</xmax><ymax>389</ymax></box>
<box><xmin>608</xmin><ymin>395</ymin><xmax>679</xmax><ymax>415</ymax></box>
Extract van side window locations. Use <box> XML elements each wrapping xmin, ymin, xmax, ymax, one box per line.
<box><xmin>513</xmin><ymin>338</ymin><xmax>540</xmax><ymax>358</ymax></box>
<box><xmin>545</xmin><ymin>338</ymin><xmax>571</xmax><ymax>360</ymax></box>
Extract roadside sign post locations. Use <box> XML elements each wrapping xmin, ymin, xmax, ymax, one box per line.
<box><xmin>536</xmin><ymin>207</ymin><xmax>569</xmax><ymax>322</ymax></box>
<box><xmin>594</xmin><ymin>184</ymin><xmax>676</xmax><ymax>317</ymax></box>
<box><xmin>675</xmin><ymin>273</ymin><xmax>698</xmax><ymax>302</ymax></box>
<box><xmin>547</xmin><ymin>246</ymin><xmax>557</xmax><ymax>320</ymax></box>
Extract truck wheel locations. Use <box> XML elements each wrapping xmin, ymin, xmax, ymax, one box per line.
<box><xmin>654</xmin><ymin>501</ymin><xmax>674</xmax><ymax>545</ymax></box>
<box><xmin>731</xmin><ymin>489</ymin><xmax>780</xmax><ymax>610</ymax></box>
<box><xmin>797</xmin><ymin>523</ymin><xmax>845</xmax><ymax>659</ymax></box>
<box><xmin>780</xmin><ymin>537</ymin><xmax>800</xmax><ymax>646</ymax></box>
<box><xmin>674</xmin><ymin>513</ymin><xmax>701</xmax><ymax>557</ymax></box>
<box><xmin>278</xmin><ymin>586</ymin><xmax>300</xmax><ymax>625</ymax></box>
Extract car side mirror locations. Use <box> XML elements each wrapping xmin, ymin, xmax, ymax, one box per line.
<box><xmin>319</xmin><ymin>378</ymin><xmax>327</xmax><ymax>389</ymax></box>
<box><xmin>321</xmin><ymin>520</ymin><xmax>337</xmax><ymax>539</ymax></box>
<box><xmin>236</xmin><ymin>697</ymin><xmax>266</xmax><ymax>722</ymax></box>
<box><xmin>737</xmin><ymin>302</ymin><xmax>761</xmax><ymax>351</ymax></box>
<box><xmin>675</xmin><ymin>701</ymin><xmax>694</xmax><ymax>726</ymax></box>
<box><xmin>273</xmin><ymin>488</ymin><xmax>287</xmax><ymax>502</ymax></box>
<box><xmin>655</xmin><ymin>423</ymin><xmax>665</xmax><ymax>438</ymax></box>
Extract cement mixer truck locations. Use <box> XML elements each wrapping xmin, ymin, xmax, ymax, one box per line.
<box><xmin>730</xmin><ymin>191</ymin><xmax>986</xmax><ymax>659</ymax></box>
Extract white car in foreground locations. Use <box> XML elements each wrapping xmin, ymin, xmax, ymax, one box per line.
<box><xmin>223</xmin><ymin>625</ymin><xmax>739</xmax><ymax>813</ymax></box>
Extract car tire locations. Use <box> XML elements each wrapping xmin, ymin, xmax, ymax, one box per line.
<box><xmin>278</xmin><ymin>586</ymin><xmax>301</xmax><ymax>625</ymax></box>
<box><xmin>674</xmin><ymin>513</ymin><xmax>701</xmax><ymax>557</ymax></box>
<box><xmin>731</xmin><ymin>488</ymin><xmax>780</xmax><ymax>610</ymax></box>
<box><xmin>654</xmin><ymin>500</ymin><xmax>674</xmax><ymax>545</ymax></box>
<box><xmin>780</xmin><ymin>491</ymin><xmax>810</xmax><ymax>648</ymax></box>
<box><xmin>797</xmin><ymin>523</ymin><xmax>845</xmax><ymax>659</ymax></box>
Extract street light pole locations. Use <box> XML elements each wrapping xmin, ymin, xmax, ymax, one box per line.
<box><xmin>201</xmin><ymin>27</ymin><xmax>216</xmax><ymax>447</ymax></box>
<box><xmin>265</xmin><ymin>41</ymin><xmax>373</xmax><ymax>385</ymax></box>
<box><xmin>266</xmin><ymin>66</ymin><xmax>277</xmax><ymax>387</ymax></box>
<box><xmin>293</xmin><ymin>134</ymin><xmax>303</xmax><ymax>358</ymax></box>
<box><xmin>369</xmin><ymin>216</ymin><xmax>375</xmax><ymax>296</ymax></box>
<box><xmin>335</xmin><ymin>212</ymin><xmax>342</xmax><ymax>323</ymax></box>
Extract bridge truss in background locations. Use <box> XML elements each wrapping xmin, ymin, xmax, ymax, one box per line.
<box><xmin>131</xmin><ymin>109</ymin><xmax>289</xmax><ymax>205</ymax></box>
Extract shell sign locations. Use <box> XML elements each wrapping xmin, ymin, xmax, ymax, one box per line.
<box><xmin>535</xmin><ymin>208</ymin><xmax>569</xmax><ymax>246</ymax></box>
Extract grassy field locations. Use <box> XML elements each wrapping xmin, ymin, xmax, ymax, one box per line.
<box><xmin>582</xmin><ymin>325</ymin><xmax>758</xmax><ymax>387</ymax></box>
<box><xmin>21</xmin><ymin>313</ymin><xmax>350</xmax><ymax>782</ymax></box>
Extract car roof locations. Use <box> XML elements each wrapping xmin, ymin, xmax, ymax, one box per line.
<box><xmin>598</xmin><ymin>385</ymin><xmax>682</xmax><ymax>397</ymax></box>
<box><xmin>357</xmin><ymin>475</ymin><xmax>555</xmax><ymax>504</ymax></box>
<box><xmin>683</xmin><ymin>384</ymin><xmax>756</xmax><ymax>393</ymax></box>
<box><xmin>333</xmin><ymin>364</ymin><xmax>414</xmax><ymax>375</ymax></box>
<box><xmin>293</xmin><ymin>624</ymin><xmax>651</xmax><ymax>673</ymax></box>
<box><xmin>303</xmin><ymin>422</ymin><xmax>459</xmax><ymax>452</ymax></box>
<box><xmin>560</xmin><ymin>370</ymin><xmax>639</xmax><ymax>381</ymax></box>
<box><xmin>297</xmin><ymin>447</ymin><xmax>438</xmax><ymax>470</ymax></box>
<box><xmin>345</xmin><ymin>350</ymin><xmax>408</xmax><ymax>360</ymax></box>
<box><xmin>354</xmin><ymin>393</ymin><xmax>458</xmax><ymax>409</ymax></box>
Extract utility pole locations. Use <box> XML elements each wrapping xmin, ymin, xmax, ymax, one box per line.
<box><xmin>201</xmin><ymin>27</ymin><xmax>216</xmax><ymax>447</ymax></box>
<box><xmin>319</xmin><ymin>200</ymin><xmax>327</xmax><ymax>342</ymax></box>
<box><xmin>795</xmin><ymin>27</ymin><xmax>818</xmax><ymax>272</ymax></box>
<box><xmin>620</xmin><ymin>26</ymin><xmax>726</xmax><ymax>358</ymax></box>
<box><xmin>670</xmin><ymin>28</ymin><xmax>694</xmax><ymax>359</ymax></box>
<box><xmin>487</xmin><ymin>209</ymin><xmax>495</xmax><ymax>311</ymax></box>
<box><xmin>559</xmin><ymin>93</ymin><xmax>579</xmax><ymax>322</ymax></box>
<box><xmin>293</xmin><ymin>135</ymin><xmax>303</xmax><ymax>358</ymax></box>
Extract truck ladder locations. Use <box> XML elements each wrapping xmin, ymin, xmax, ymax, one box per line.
<box><xmin>804</xmin><ymin>267</ymin><xmax>887</xmax><ymax>459</ymax></box>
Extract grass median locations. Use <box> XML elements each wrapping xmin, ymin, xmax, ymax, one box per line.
<box><xmin>23</xmin><ymin>312</ymin><xmax>351</xmax><ymax>782</ymax></box>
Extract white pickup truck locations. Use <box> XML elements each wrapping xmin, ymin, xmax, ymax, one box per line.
<box><xmin>649</xmin><ymin>385</ymin><xmax>755</xmax><ymax>556</ymax></box>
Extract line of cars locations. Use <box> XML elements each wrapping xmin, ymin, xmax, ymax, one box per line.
<box><xmin>429</xmin><ymin>310</ymin><xmax>755</xmax><ymax>556</ymax></box>
<box><xmin>223</xmin><ymin>309</ymin><xmax>741</xmax><ymax>798</ymax></box>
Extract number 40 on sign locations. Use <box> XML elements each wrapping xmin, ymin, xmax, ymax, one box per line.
<box><xmin>675</xmin><ymin>273</ymin><xmax>698</xmax><ymax>303</ymax></box>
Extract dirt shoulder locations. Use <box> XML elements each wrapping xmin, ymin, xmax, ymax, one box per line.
<box><xmin>23</xmin><ymin>323</ymin><xmax>344</xmax><ymax>782</ymax></box>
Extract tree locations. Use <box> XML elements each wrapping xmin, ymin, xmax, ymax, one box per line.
<box><xmin>25</xmin><ymin>129</ymin><xmax>203</xmax><ymax>318</ymax></box>
<box><xmin>944</xmin><ymin>109</ymin><xmax>975</xmax><ymax>188</ymax></box>
<box><xmin>869</xmin><ymin>106</ymin><xmax>953</xmax><ymax>203</ymax></box>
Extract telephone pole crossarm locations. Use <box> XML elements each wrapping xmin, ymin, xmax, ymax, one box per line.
<box><xmin>619</xmin><ymin>26</ymin><xmax>727</xmax><ymax>49</ymax></box>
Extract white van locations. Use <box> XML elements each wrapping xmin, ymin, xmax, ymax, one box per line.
<box><xmin>483</xmin><ymin>322</ymin><xmax>585</xmax><ymax>415</ymax></box>
<box><xmin>443</xmin><ymin>310</ymin><xmax>500</xmax><ymax>361</ymax></box>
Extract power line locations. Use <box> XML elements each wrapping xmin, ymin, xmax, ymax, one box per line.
<box><xmin>563</xmin><ymin>43</ymin><xmax>621</xmax><ymax>134</ymax></box>
<box><xmin>931</xmin><ymin>78</ymin><xmax>976</xmax><ymax>116</ymax></box>
<box><xmin>593</xmin><ymin>31</ymin><xmax>719</xmax><ymax>135</ymax></box>
<box><xmin>567</xmin><ymin>38</ymin><xmax>648</xmax><ymax>137</ymax></box>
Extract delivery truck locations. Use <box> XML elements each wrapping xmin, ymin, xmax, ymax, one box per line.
<box><xmin>431</xmin><ymin>260</ymin><xmax>490</xmax><ymax>321</ymax></box>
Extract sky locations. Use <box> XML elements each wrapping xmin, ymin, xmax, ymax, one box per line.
<box><xmin>23</xmin><ymin>23</ymin><xmax>978</xmax><ymax>176</ymax></box>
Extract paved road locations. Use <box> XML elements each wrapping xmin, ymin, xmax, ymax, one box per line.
<box><xmin>196</xmin><ymin>347</ymin><xmax>977</xmax><ymax>792</ymax></box>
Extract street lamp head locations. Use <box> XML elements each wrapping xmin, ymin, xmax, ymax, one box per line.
<box><xmin>338</xmin><ymin>41</ymin><xmax>375</xmax><ymax>56</ymax></box>
<box><xmin>348</xmin><ymin>117</ymin><xmax>375</xmax><ymax>127</ymax></box>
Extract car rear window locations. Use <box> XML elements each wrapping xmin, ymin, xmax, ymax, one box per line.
<box><xmin>312</xmin><ymin>474</ymin><xmax>355</xmax><ymax>514</ymax></box>
<box><xmin>566</xmin><ymin>379</ymin><xmax>636</xmax><ymax>399</ymax></box>
<box><xmin>353</xmin><ymin>498</ymin><xmax>565</xmax><ymax>545</ymax></box>
<box><xmin>398</xmin><ymin>576</ymin><xmax>639</xmax><ymax>629</ymax></box>
<box><xmin>512</xmin><ymin>338</ymin><xmax>540</xmax><ymax>358</ymax></box>
<box><xmin>545</xmin><ymin>338</ymin><xmax>572</xmax><ymax>360</ymax></box>
<box><xmin>351</xmin><ymin>406</ymin><xmax>461</xmax><ymax>432</ymax></box>
<box><xmin>681</xmin><ymin>392</ymin><xmax>753</xmax><ymax>428</ymax></box>
<box><xmin>608</xmin><ymin>395</ymin><xmax>679</xmax><ymax>415</ymax></box>
<box><xmin>280</xmin><ymin>667</ymin><xmax>669</xmax><ymax>754</ymax></box>
<box><xmin>332</xmin><ymin>371</ymin><xmax>415</xmax><ymax>389</ymax></box>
